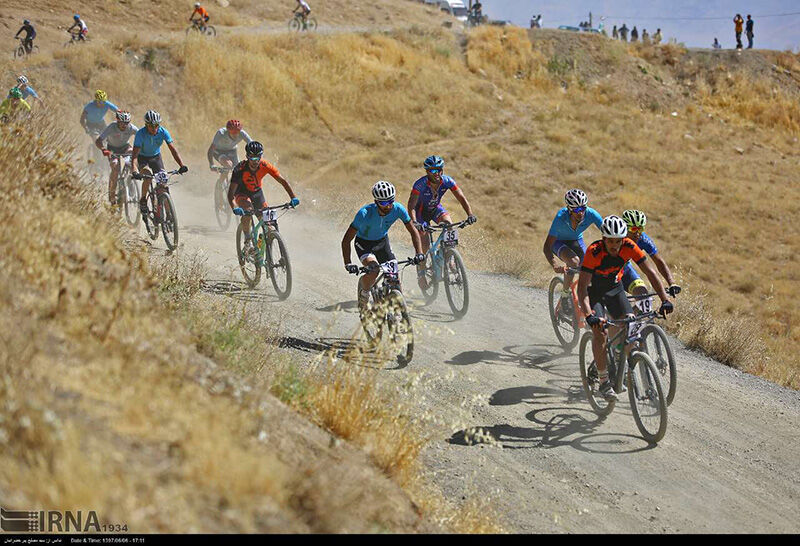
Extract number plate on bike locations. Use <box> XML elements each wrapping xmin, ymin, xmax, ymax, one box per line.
<box><xmin>633</xmin><ymin>296</ymin><xmax>653</xmax><ymax>315</ymax></box>
<box><xmin>627</xmin><ymin>321</ymin><xmax>645</xmax><ymax>341</ymax></box>
<box><xmin>381</xmin><ymin>260</ymin><xmax>399</xmax><ymax>276</ymax></box>
<box><xmin>262</xmin><ymin>209</ymin><xmax>277</xmax><ymax>222</ymax></box>
<box><xmin>443</xmin><ymin>229</ymin><xmax>459</xmax><ymax>247</ymax></box>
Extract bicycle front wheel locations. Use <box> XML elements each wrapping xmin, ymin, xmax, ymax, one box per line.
<box><xmin>288</xmin><ymin>18</ymin><xmax>302</xmax><ymax>31</ymax></box>
<box><xmin>159</xmin><ymin>193</ymin><xmax>179</xmax><ymax>251</ymax></box>
<box><xmin>386</xmin><ymin>290</ymin><xmax>414</xmax><ymax>366</ymax></box>
<box><xmin>418</xmin><ymin>251</ymin><xmax>439</xmax><ymax>304</ymax></box>
<box><xmin>14</xmin><ymin>46</ymin><xmax>24</xmax><ymax>59</ymax></box>
<box><xmin>266</xmin><ymin>229</ymin><xmax>292</xmax><ymax>300</ymax></box>
<box><xmin>548</xmin><ymin>276</ymin><xmax>579</xmax><ymax>351</ymax></box>
<box><xmin>443</xmin><ymin>248</ymin><xmax>469</xmax><ymax>319</ymax></box>
<box><xmin>305</xmin><ymin>17</ymin><xmax>318</xmax><ymax>31</ymax></box>
<box><xmin>123</xmin><ymin>173</ymin><xmax>140</xmax><ymax>228</ymax></box>
<box><xmin>205</xmin><ymin>25</ymin><xmax>217</xmax><ymax>37</ymax></box>
<box><xmin>640</xmin><ymin>324</ymin><xmax>677</xmax><ymax>405</ymax></box>
<box><xmin>144</xmin><ymin>192</ymin><xmax>159</xmax><ymax>240</ymax></box>
<box><xmin>236</xmin><ymin>222</ymin><xmax>261</xmax><ymax>288</ymax></box>
<box><xmin>213</xmin><ymin>178</ymin><xmax>231</xmax><ymax>230</ymax></box>
<box><xmin>628</xmin><ymin>352</ymin><xmax>668</xmax><ymax>443</ymax></box>
<box><xmin>578</xmin><ymin>331</ymin><xmax>616</xmax><ymax>415</ymax></box>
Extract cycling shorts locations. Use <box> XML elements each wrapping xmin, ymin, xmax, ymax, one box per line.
<box><xmin>233</xmin><ymin>188</ymin><xmax>267</xmax><ymax>212</ymax></box>
<box><xmin>354</xmin><ymin>235</ymin><xmax>395</xmax><ymax>264</ymax></box>
<box><xmin>137</xmin><ymin>154</ymin><xmax>164</xmax><ymax>175</ymax></box>
<box><xmin>552</xmin><ymin>238</ymin><xmax>586</xmax><ymax>261</ymax></box>
<box><xmin>212</xmin><ymin>149</ymin><xmax>238</xmax><ymax>165</ymax></box>
<box><xmin>107</xmin><ymin>143</ymin><xmax>131</xmax><ymax>155</ymax></box>
<box><xmin>418</xmin><ymin>204</ymin><xmax>448</xmax><ymax>225</ymax></box>
<box><xmin>589</xmin><ymin>284</ymin><xmax>633</xmax><ymax>320</ymax></box>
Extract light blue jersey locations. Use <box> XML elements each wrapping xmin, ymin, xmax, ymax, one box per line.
<box><xmin>82</xmin><ymin>100</ymin><xmax>118</xmax><ymax>124</ymax></box>
<box><xmin>133</xmin><ymin>126</ymin><xmax>173</xmax><ymax>157</ymax></box>
<box><xmin>351</xmin><ymin>203</ymin><xmax>411</xmax><ymax>241</ymax></box>
<box><xmin>548</xmin><ymin>207</ymin><xmax>603</xmax><ymax>241</ymax></box>
<box><xmin>19</xmin><ymin>86</ymin><xmax>38</xmax><ymax>100</ymax></box>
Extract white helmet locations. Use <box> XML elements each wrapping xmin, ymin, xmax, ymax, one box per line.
<box><xmin>564</xmin><ymin>189</ymin><xmax>588</xmax><ymax>208</ymax></box>
<box><xmin>154</xmin><ymin>170</ymin><xmax>169</xmax><ymax>185</ymax></box>
<box><xmin>195</xmin><ymin>2</ymin><xmax>201</xmax><ymax>7</ymax></box>
<box><xmin>16</xmin><ymin>75</ymin><xmax>28</xmax><ymax>85</ymax></box>
<box><xmin>116</xmin><ymin>110</ymin><xmax>131</xmax><ymax>123</ymax></box>
<box><xmin>144</xmin><ymin>110</ymin><xmax>161</xmax><ymax>125</ymax></box>
<box><xmin>601</xmin><ymin>215</ymin><xmax>628</xmax><ymax>238</ymax></box>
<box><xmin>371</xmin><ymin>180</ymin><xmax>396</xmax><ymax>201</ymax></box>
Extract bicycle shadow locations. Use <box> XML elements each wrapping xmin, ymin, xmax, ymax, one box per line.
<box><xmin>277</xmin><ymin>335</ymin><xmax>409</xmax><ymax>370</ymax></box>
<box><xmin>316</xmin><ymin>299</ymin><xmax>458</xmax><ymax>324</ymax></box>
<box><xmin>201</xmin><ymin>279</ymin><xmax>281</xmax><ymax>304</ymax></box>
<box><xmin>444</xmin><ymin>344</ymin><xmax>571</xmax><ymax>374</ymax></box>
<box><xmin>183</xmin><ymin>224</ymin><xmax>231</xmax><ymax>239</ymax></box>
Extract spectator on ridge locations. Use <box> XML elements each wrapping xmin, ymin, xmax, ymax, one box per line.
<box><xmin>746</xmin><ymin>15</ymin><xmax>754</xmax><ymax>49</ymax></box>
<box><xmin>653</xmin><ymin>28</ymin><xmax>662</xmax><ymax>44</ymax></box>
<box><xmin>642</xmin><ymin>28</ymin><xmax>649</xmax><ymax>43</ymax></box>
<box><xmin>619</xmin><ymin>23</ymin><xmax>628</xmax><ymax>41</ymax></box>
<box><xmin>631</xmin><ymin>26</ymin><xmax>639</xmax><ymax>42</ymax></box>
<box><xmin>733</xmin><ymin>14</ymin><xmax>744</xmax><ymax>49</ymax></box>
<box><xmin>612</xmin><ymin>25</ymin><xmax>618</xmax><ymax>39</ymax></box>
<box><xmin>713</xmin><ymin>37</ymin><xmax>722</xmax><ymax>49</ymax></box>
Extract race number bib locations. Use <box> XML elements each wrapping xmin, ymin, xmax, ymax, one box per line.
<box><xmin>443</xmin><ymin>229</ymin><xmax>459</xmax><ymax>246</ymax></box>
<box><xmin>633</xmin><ymin>296</ymin><xmax>653</xmax><ymax>315</ymax></box>
<box><xmin>262</xmin><ymin>209</ymin><xmax>277</xmax><ymax>222</ymax></box>
<box><xmin>381</xmin><ymin>260</ymin><xmax>399</xmax><ymax>276</ymax></box>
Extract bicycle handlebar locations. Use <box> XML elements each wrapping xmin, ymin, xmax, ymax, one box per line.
<box><xmin>140</xmin><ymin>169</ymin><xmax>181</xmax><ymax>180</ymax></box>
<box><xmin>627</xmin><ymin>292</ymin><xmax>658</xmax><ymax>301</ymax></box>
<box><xmin>352</xmin><ymin>258</ymin><xmax>415</xmax><ymax>275</ymax></box>
<box><xmin>421</xmin><ymin>219</ymin><xmax>471</xmax><ymax>232</ymax></box>
<box><xmin>210</xmin><ymin>165</ymin><xmax>233</xmax><ymax>173</ymax></box>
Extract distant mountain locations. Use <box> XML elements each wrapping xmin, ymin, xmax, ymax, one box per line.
<box><xmin>481</xmin><ymin>0</ymin><xmax>800</xmax><ymax>50</ymax></box>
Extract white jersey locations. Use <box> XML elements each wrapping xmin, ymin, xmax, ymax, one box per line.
<box><xmin>210</xmin><ymin>127</ymin><xmax>252</xmax><ymax>152</ymax></box>
<box><xmin>298</xmin><ymin>1</ymin><xmax>310</xmax><ymax>11</ymax></box>
<box><xmin>99</xmin><ymin>122</ymin><xmax>138</xmax><ymax>148</ymax></box>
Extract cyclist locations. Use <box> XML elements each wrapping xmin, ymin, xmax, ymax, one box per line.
<box><xmin>80</xmin><ymin>90</ymin><xmax>118</xmax><ymax>140</ymax></box>
<box><xmin>619</xmin><ymin>209</ymin><xmax>681</xmax><ymax>298</ymax></box>
<box><xmin>131</xmin><ymin>110</ymin><xmax>188</xmax><ymax>214</ymax></box>
<box><xmin>407</xmin><ymin>155</ymin><xmax>476</xmax><ymax>289</ymax></box>
<box><xmin>542</xmin><ymin>189</ymin><xmax>603</xmax><ymax>305</ymax></box>
<box><xmin>190</xmin><ymin>3</ymin><xmax>210</xmax><ymax>31</ymax></box>
<box><xmin>0</xmin><ymin>87</ymin><xmax>31</xmax><ymax>121</ymax></box>
<box><xmin>228</xmin><ymin>141</ymin><xmax>299</xmax><ymax>253</ymax></box>
<box><xmin>577</xmin><ymin>215</ymin><xmax>674</xmax><ymax>401</ymax></box>
<box><xmin>14</xmin><ymin>76</ymin><xmax>41</xmax><ymax>105</ymax></box>
<box><xmin>14</xmin><ymin>19</ymin><xmax>36</xmax><ymax>54</ymax></box>
<box><xmin>207</xmin><ymin>119</ymin><xmax>253</xmax><ymax>171</ymax></box>
<box><xmin>342</xmin><ymin>181</ymin><xmax>425</xmax><ymax>317</ymax></box>
<box><xmin>95</xmin><ymin>110</ymin><xmax>138</xmax><ymax>207</ymax></box>
<box><xmin>293</xmin><ymin>0</ymin><xmax>312</xmax><ymax>26</ymax></box>
<box><xmin>68</xmin><ymin>14</ymin><xmax>88</xmax><ymax>41</ymax></box>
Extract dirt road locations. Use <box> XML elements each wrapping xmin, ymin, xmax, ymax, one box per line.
<box><xmin>145</xmin><ymin>177</ymin><xmax>800</xmax><ymax>533</ymax></box>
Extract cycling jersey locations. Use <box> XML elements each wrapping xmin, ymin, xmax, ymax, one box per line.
<box><xmin>99</xmin><ymin>122</ymin><xmax>139</xmax><ymax>149</ymax></box>
<box><xmin>133</xmin><ymin>126</ymin><xmax>173</xmax><ymax>157</ymax></box>
<box><xmin>15</xmin><ymin>24</ymin><xmax>36</xmax><ymax>40</ymax></box>
<box><xmin>70</xmin><ymin>20</ymin><xmax>88</xmax><ymax>33</ymax></box>
<box><xmin>351</xmin><ymin>203</ymin><xmax>411</xmax><ymax>241</ymax></box>
<box><xmin>17</xmin><ymin>86</ymin><xmax>38</xmax><ymax>100</ymax></box>
<box><xmin>298</xmin><ymin>1</ymin><xmax>311</xmax><ymax>11</ymax></box>
<box><xmin>548</xmin><ymin>207</ymin><xmax>603</xmax><ymax>241</ymax></box>
<box><xmin>411</xmin><ymin>175</ymin><xmax>457</xmax><ymax>215</ymax></box>
<box><xmin>230</xmin><ymin>159</ymin><xmax>280</xmax><ymax>193</ymax></box>
<box><xmin>83</xmin><ymin>100</ymin><xmax>118</xmax><ymax>125</ymax></box>
<box><xmin>0</xmin><ymin>98</ymin><xmax>31</xmax><ymax>116</ymax></box>
<box><xmin>193</xmin><ymin>7</ymin><xmax>209</xmax><ymax>18</ymax></box>
<box><xmin>581</xmin><ymin>238</ymin><xmax>647</xmax><ymax>293</ymax></box>
<box><xmin>620</xmin><ymin>232</ymin><xmax>659</xmax><ymax>290</ymax></box>
<box><xmin>210</xmin><ymin>128</ymin><xmax>252</xmax><ymax>152</ymax></box>
<box><xmin>631</xmin><ymin>232</ymin><xmax>658</xmax><ymax>255</ymax></box>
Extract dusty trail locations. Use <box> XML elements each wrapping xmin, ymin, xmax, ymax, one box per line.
<box><xmin>140</xmin><ymin>176</ymin><xmax>800</xmax><ymax>533</ymax></box>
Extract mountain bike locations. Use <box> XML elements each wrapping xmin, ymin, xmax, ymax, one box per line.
<box><xmin>13</xmin><ymin>38</ymin><xmax>39</xmax><ymax>59</ymax></box>
<box><xmin>578</xmin><ymin>311</ymin><xmax>668</xmax><ymax>443</ymax></box>
<box><xmin>140</xmin><ymin>170</ymin><xmax>182</xmax><ymax>251</ymax></box>
<box><xmin>186</xmin><ymin>19</ymin><xmax>216</xmax><ymax>36</ymax></box>
<box><xmin>64</xmin><ymin>30</ymin><xmax>86</xmax><ymax>47</ymax></box>
<box><xmin>417</xmin><ymin>220</ymin><xmax>471</xmax><ymax>319</ymax></box>
<box><xmin>110</xmin><ymin>153</ymin><xmax>140</xmax><ymax>228</ymax></box>
<box><xmin>629</xmin><ymin>293</ymin><xmax>677</xmax><ymax>406</ymax></box>
<box><xmin>288</xmin><ymin>12</ymin><xmax>317</xmax><ymax>31</ymax></box>
<box><xmin>350</xmin><ymin>259</ymin><xmax>415</xmax><ymax>366</ymax></box>
<box><xmin>235</xmin><ymin>203</ymin><xmax>294</xmax><ymax>299</ymax></box>
<box><xmin>211</xmin><ymin>166</ymin><xmax>233</xmax><ymax>230</ymax></box>
<box><xmin>547</xmin><ymin>266</ymin><xmax>586</xmax><ymax>352</ymax></box>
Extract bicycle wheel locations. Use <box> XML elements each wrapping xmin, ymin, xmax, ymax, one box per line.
<box><xmin>418</xmin><ymin>251</ymin><xmax>439</xmax><ymax>304</ymax></box>
<box><xmin>360</xmin><ymin>293</ymin><xmax>382</xmax><ymax>345</ymax></box>
<box><xmin>443</xmin><ymin>248</ymin><xmax>469</xmax><ymax>319</ymax></box>
<box><xmin>627</xmin><ymin>352</ymin><xmax>668</xmax><ymax>443</ymax></box>
<box><xmin>186</xmin><ymin>25</ymin><xmax>199</xmax><ymax>36</ymax></box>
<box><xmin>159</xmin><ymin>193</ymin><xmax>179</xmax><ymax>251</ymax></box>
<box><xmin>266</xmin><ymin>229</ymin><xmax>292</xmax><ymax>300</ymax></box>
<box><xmin>144</xmin><ymin>192</ymin><xmax>159</xmax><ymax>240</ymax></box>
<box><xmin>640</xmin><ymin>324</ymin><xmax>677</xmax><ymax>406</ymax></box>
<box><xmin>205</xmin><ymin>25</ymin><xmax>216</xmax><ymax>37</ymax></box>
<box><xmin>386</xmin><ymin>290</ymin><xmax>414</xmax><ymax>365</ymax></box>
<box><xmin>236</xmin><ymin>222</ymin><xmax>261</xmax><ymax>288</ymax></box>
<box><xmin>214</xmin><ymin>179</ymin><xmax>231</xmax><ymax>231</ymax></box>
<box><xmin>288</xmin><ymin>18</ymin><xmax>301</xmax><ymax>31</ymax></box>
<box><xmin>305</xmin><ymin>17</ymin><xmax>318</xmax><ymax>31</ymax></box>
<box><xmin>578</xmin><ymin>331</ymin><xmax>616</xmax><ymax>415</ymax></box>
<box><xmin>122</xmin><ymin>171</ymin><xmax>140</xmax><ymax>228</ymax></box>
<box><xmin>14</xmin><ymin>46</ymin><xmax>24</xmax><ymax>59</ymax></box>
<box><xmin>547</xmin><ymin>276</ymin><xmax>580</xmax><ymax>351</ymax></box>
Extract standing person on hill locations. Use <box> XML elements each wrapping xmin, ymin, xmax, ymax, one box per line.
<box><xmin>653</xmin><ymin>28</ymin><xmax>662</xmax><ymax>44</ymax></box>
<box><xmin>619</xmin><ymin>23</ymin><xmax>628</xmax><ymax>42</ymax></box>
<box><xmin>746</xmin><ymin>15</ymin><xmax>754</xmax><ymax>49</ymax></box>
<box><xmin>630</xmin><ymin>26</ymin><xmax>639</xmax><ymax>42</ymax></box>
<box><xmin>641</xmin><ymin>28</ymin><xmax>649</xmax><ymax>44</ymax></box>
<box><xmin>713</xmin><ymin>38</ymin><xmax>722</xmax><ymax>49</ymax></box>
<box><xmin>14</xmin><ymin>19</ymin><xmax>36</xmax><ymax>54</ymax></box>
<box><xmin>733</xmin><ymin>14</ymin><xmax>744</xmax><ymax>49</ymax></box>
<box><xmin>190</xmin><ymin>3</ymin><xmax>210</xmax><ymax>31</ymax></box>
<box><xmin>612</xmin><ymin>25</ymin><xmax>618</xmax><ymax>39</ymax></box>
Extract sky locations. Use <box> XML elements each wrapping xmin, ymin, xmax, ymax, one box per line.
<box><xmin>478</xmin><ymin>1</ymin><xmax>800</xmax><ymax>50</ymax></box>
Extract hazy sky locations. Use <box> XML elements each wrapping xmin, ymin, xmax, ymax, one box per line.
<box><xmin>480</xmin><ymin>1</ymin><xmax>800</xmax><ymax>50</ymax></box>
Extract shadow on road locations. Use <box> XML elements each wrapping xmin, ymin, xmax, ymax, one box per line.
<box><xmin>445</xmin><ymin>344</ymin><xmax>571</xmax><ymax>373</ymax></box>
<box><xmin>201</xmin><ymin>279</ymin><xmax>280</xmax><ymax>304</ymax></box>
<box><xmin>317</xmin><ymin>299</ymin><xmax>457</xmax><ymax>324</ymax></box>
<box><xmin>277</xmin><ymin>335</ymin><xmax>409</xmax><ymax>370</ymax></box>
<box><xmin>183</xmin><ymin>223</ymin><xmax>231</xmax><ymax>239</ymax></box>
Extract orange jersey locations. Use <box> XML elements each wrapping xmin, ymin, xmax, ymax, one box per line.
<box><xmin>193</xmin><ymin>7</ymin><xmax>209</xmax><ymax>18</ymax></box>
<box><xmin>231</xmin><ymin>159</ymin><xmax>280</xmax><ymax>193</ymax></box>
<box><xmin>581</xmin><ymin>238</ymin><xmax>647</xmax><ymax>289</ymax></box>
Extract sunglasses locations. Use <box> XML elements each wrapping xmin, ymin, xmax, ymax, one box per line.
<box><xmin>569</xmin><ymin>206</ymin><xmax>587</xmax><ymax>214</ymax></box>
<box><xmin>375</xmin><ymin>199</ymin><xmax>394</xmax><ymax>207</ymax></box>
<box><xmin>628</xmin><ymin>226</ymin><xmax>643</xmax><ymax>233</ymax></box>
<box><xmin>247</xmin><ymin>155</ymin><xmax>262</xmax><ymax>162</ymax></box>
<box><xmin>145</xmin><ymin>122</ymin><xmax>159</xmax><ymax>128</ymax></box>
<box><xmin>427</xmin><ymin>168</ymin><xmax>442</xmax><ymax>175</ymax></box>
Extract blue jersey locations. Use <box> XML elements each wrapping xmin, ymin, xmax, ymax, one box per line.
<box><xmin>411</xmin><ymin>175</ymin><xmax>458</xmax><ymax>213</ymax></box>
<box><xmin>351</xmin><ymin>203</ymin><xmax>411</xmax><ymax>241</ymax></box>
<box><xmin>633</xmin><ymin>232</ymin><xmax>658</xmax><ymax>255</ymax></box>
<box><xmin>548</xmin><ymin>207</ymin><xmax>603</xmax><ymax>241</ymax></box>
<box><xmin>18</xmin><ymin>86</ymin><xmax>38</xmax><ymax>100</ymax></box>
<box><xmin>82</xmin><ymin>100</ymin><xmax>118</xmax><ymax>124</ymax></box>
<box><xmin>134</xmin><ymin>126</ymin><xmax>173</xmax><ymax>157</ymax></box>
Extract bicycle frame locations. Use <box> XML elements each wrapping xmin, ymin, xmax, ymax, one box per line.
<box><xmin>422</xmin><ymin>219</ymin><xmax>469</xmax><ymax>280</ymax></box>
<box><xmin>359</xmin><ymin>259</ymin><xmax>415</xmax><ymax>301</ymax></box>
<box><xmin>554</xmin><ymin>266</ymin><xmax>587</xmax><ymax>329</ymax></box>
<box><xmin>242</xmin><ymin>203</ymin><xmax>292</xmax><ymax>266</ymax></box>
<box><xmin>601</xmin><ymin>311</ymin><xmax>659</xmax><ymax>391</ymax></box>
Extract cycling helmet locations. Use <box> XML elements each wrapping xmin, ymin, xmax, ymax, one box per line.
<box><xmin>601</xmin><ymin>215</ymin><xmax>628</xmax><ymax>239</ymax></box>
<box><xmin>564</xmin><ymin>189</ymin><xmax>588</xmax><ymax>208</ymax></box>
<box><xmin>423</xmin><ymin>155</ymin><xmax>445</xmax><ymax>170</ymax></box>
<box><xmin>372</xmin><ymin>180</ymin><xmax>396</xmax><ymax>201</ymax></box>
<box><xmin>195</xmin><ymin>3</ymin><xmax>201</xmax><ymax>7</ymax></box>
<box><xmin>23</xmin><ymin>20</ymin><xmax>30</xmax><ymax>25</ymax></box>
<box><xmin>622</xmin><ymin>209</ymin><xmax>647</xmax><ymax>229</ymax></box>
<box><xmin>226</xmin><ymin>119</ymin><xmax>242</xmax><ymax>131</ymax></box>
<box><xmin>94</xmin><ymin>89</ymin><xmax>107</xmax><ymax>101</ymax></box>
<box><xmin>17</xmin><ymin>75</ymin><xmax>28</xmax><ymax>85</ymax></box>
<box><xmin>116</xmin><ymin>110</ymin><xmax>131</xmax><ymax>123</ymax></box>
<box><xmin>154</xmin><ymin>171</ymin><xmax>169</xmax><ymax>185</ymax></box>
<box><xmin>74</xmin><ymin>14</ymin><xmax>80</xmax><ymax>20</ymax></box>
<box><xmin>144</xmin><ymin>110</ymin><xmax>161</xmax><ymax>125</ymax></box>
<box><xmin>245</xmin><ymin>141</ymin><xmax>264</xmax><ymax>158</ymax></box>
<box><xmin>9</xmin><ymin>87</ymin><xmax>23</xmax><ymax>99</ymax></box>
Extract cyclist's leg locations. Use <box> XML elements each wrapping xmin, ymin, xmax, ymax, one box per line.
<box><xmin>604</xmin><ymin>288</ymin><xmax>636</xmax><ymax>355</ymax></box>
<box><xmin>555</xmin><ymin>239</ymin><xmax>584</xmax><ymax>288</ymax></box>
<box><xmin>415</xmin><ymin>207</ymin><xmax>436</xmax><ymax>286</ymax></box>
<box><xmin>233</xmin><ymin>194</ymin><xmax>255</xmax><ymax>236</ymax></box>
<box><xmin>622</xmin><ymin>262</ymin><xmax>648</xmax><ymax>296</ymax></box>
<box><xmin>108</xmin><ymin>157</ymin><xmax>120</xmax><ymax>204</ymax></box>
<box><xmin>138</xmin><ymin>156</ymin><xmax>162</xmax><ymax>209</ymax></box>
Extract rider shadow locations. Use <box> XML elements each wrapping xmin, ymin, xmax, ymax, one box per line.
<box><xmin>445</xmin><ymin>344</ymin><xmax>570</xmax><ymax>373</ymax></box>
<box><xmin>277</xmin><ymin>335</ymin><xmax>406</xmax><ymax>370</ymax></box>
<box><xmin>201</xmin><ymin>279</ymin><xmax>280</xmax><ymax>304</ymax></box>
<box><xmin>316</xmin><ymin>300</ymin><xmax>359</xmax><ymax>314</ymax></box>
<box><xmin>183</xmin><ymin>224</ymin><xmax>230</xmax><ymax>239</ymax></box>
<box><xmin>317</xmin><ymin>299</ymin><xmax>457</xmax><ymax>324</ymax></box>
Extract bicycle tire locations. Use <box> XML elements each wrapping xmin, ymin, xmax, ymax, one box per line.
<box><xmin>360</xmin><ymin>292</ymin><xmax>381</xmax><ymax>344</ymax></box>
<box><xmin>144</xmin><ymin>192</ymin><xmax>160</xmax><ymax>240</ymax></box>
<box><xmin>305</xmin><ymin>17</ymin><xmax>318</xmax><ymax>31</ymax></box>
<box><xmin>386</xmin><ymin>290</ymin><xmax>414</xmax><ymax>365</ymax></box>
<box><xmin>288</xmin><ymin>18</ymin><xmax>302</xmax><ymax>31</ymax></box>
<box><xmin>186</xmin><ymin>25</ymin><xmax>199</xmax><ymax>36</ymax></box>
<box><xmin>578</xmin><ymin>331</ymin><xmax>616</xmax><ymax>415</ymax></box>
<box><xmin>627</xmin><ymin>352</ymin><xmax>668</xmax><ymax>443</ymax></box>
<box><xmin>443</xmin><ymin>248</ymin><xmax>469</xmax><ymax>319</ymax></box>
<box><xmin>640</xmin><ymin>324</ymin><xmax>677</xmax><ymax>406</ymax></box>
<box><xmin>213</xmin><ymin>178</ymin><xmax>231</xmax><ymax>230</ymax></box>
<box><xmin>266</xmin><ymin>229</ymin><xmax>292</xmax><ymax>300</ymax></box>
<box><xmin>547</xmin><ymin>276</ymin><xmax>580</xmax><ymax>351</ymax></box>
<box><xmin>418</xmin><ymin>250</ymin><xmax>439</xmax><ymax>304</ymax></box>
<box><xmin>236</xmin><ymin>222</ymin><xmax>261</xmax><ymax>288</ymax></box>
<box><xmin>14</xmin><ymin>46</ymin><xmax>24</xmax><ymax>59</ymax></box>
<box><xmin>159</xmin><ymin>193</ymin><xmax>179</xmax><ymax>251</ymax></box>
<box><xmin>122</xmin><ymin>171</ymin><xmax>140</xmax><ymax>228</ymax></box>
<box><xmin>205</xmin><ymin>25</ymin><xmax>217</xmax><ymax>37</ymax></box>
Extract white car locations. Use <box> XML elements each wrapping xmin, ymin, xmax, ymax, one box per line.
<box><xmin>439</xmin><ymin>0</ymin><xmax>469</xmax><ymax>22</ymax></box>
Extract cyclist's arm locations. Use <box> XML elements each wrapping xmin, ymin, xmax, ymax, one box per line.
<box><xmin>650</xmin><ymin>253</ymin><xmax>676</xmax><ymax>287</ymax></box>
<box><xmin>577</xmin><ymin>271</ymin><xmax>593</xmax><ymax>317</ymax></box>
<box><xmin>638</xmin><ymin>257</ymin><xmax>670</xmax><ymax>303</ymax></box>
<box><xmin>79</xmin><ymin>109</ymin><xmax>88</xmax><ymax>130</ymax></box>
<box><xmin>207</xmin><ymin>143</ymin><xmax>216</xmax><ymax>167</ymax></box>
<box><xmin>542</xmin><ymin>234</ymin><xmax>559</xmax><ymax>268</ymax></box>
<box><xmin>407</xmin><ymin>192</ymin><xmax>420</xmax><ymax>223</ymax></box>
<box><xmin>271</xmin><ymin>173</ymin><xmax>297</xmax><ymax>201</ymax></box>
<box><xmin>404</xmin><ymin>220</ymin><xmax>424</xmax><ymax>255</ymax></box>
<box><xmin>341</xmin><ymin>226</ymin><xmax>357</xmax><ymax>266</ymax></box>
<box><xmin>95</xmin><ymin>133</ymin><xmax>106</xmax><ymax>150</ymax></box>
<box><xmin>451</xmin><ymin>187</ymin><xmax>474</xmax><ymax>217</ymax></box>
<box><xmin>165</xmin><ymin>141</ymin><xmax>186</xmax><ymax>170</ymax></box>
<box><xmin>131</xmin><ymin>146</ymin><xmax>141</xmax><ymax>174</ymax></box>
<box><xmin>15</xmin><ymin>28</ymin><xmax>22</xmax><ymax>38</ymax></box>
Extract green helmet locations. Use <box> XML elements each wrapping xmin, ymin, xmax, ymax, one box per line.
<box><xmin>622</xmin><ymin>209</ymin><xmax>647</xmax><ymax>228</ymax></box>
<box><xmin>9</xmin><ymin>87</ymin><xmax>23</xmax><ymax>99</ymax></box>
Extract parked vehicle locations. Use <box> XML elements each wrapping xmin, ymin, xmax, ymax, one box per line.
<box><xmin>439</xmin><ymin>0</ymin><xmax>468</xmax><ymax>22</ymax></box>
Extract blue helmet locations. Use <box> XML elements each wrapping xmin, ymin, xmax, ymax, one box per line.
<box><xmin>73</xmin><ymin>14</ymin><xmax>80</xmax><ymax>20</ymax></box>
<box><xmin>423</xmin><ymin>155</ymin><xmax>444</xmax><ymax>170</ymax></box>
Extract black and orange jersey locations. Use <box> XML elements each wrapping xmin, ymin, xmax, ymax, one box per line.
<box><xmin>231</xmin><ymin>159</ymin><xmax>281</xmax><ymax>193</ymax></box>
<box><xmin>581</xmin><ymin>238</ymin><xmax>647</xmax><ymax>291</ymax></box>
<box><xmin>192</xmin><ymin>6</ymin><xmax>209</xmax><ymax>18</ymax></box>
